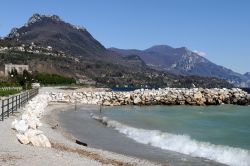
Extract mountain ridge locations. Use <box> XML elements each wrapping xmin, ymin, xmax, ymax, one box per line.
<box><xmin>109</xmin><ymin>46</ymin><xmax>250</xmax><ymax>87</ymax></box>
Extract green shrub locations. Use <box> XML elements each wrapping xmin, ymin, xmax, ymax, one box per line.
<box><xmin>0</xmin><ymin>89</ymin><xmax>20</xmax><ymax>97</ymax></box>
<box><xmin>34</xmin><ymin>73</ymin><xmax>76</xmax><ymax>85</ymax></box>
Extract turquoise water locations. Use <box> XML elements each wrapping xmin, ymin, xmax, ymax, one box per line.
<box><xmin>101</xmin><ymin>105</ymin><xmax>250</xmax><ymax>150</ymax></box>
<box><xmin>96</xmin><ymin>105</ymin><xmax>250</xmax><ymax>166</ymax></box>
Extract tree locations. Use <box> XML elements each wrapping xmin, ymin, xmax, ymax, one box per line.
<box><xmin>9</xmin><ymin>68</ymin><xmax>18</xmax><ymax>77</ymax></box>
<box><xmin>23</xmin><ymin>69</ymin><xmax>32</xmax><ymax>82</ymax></box>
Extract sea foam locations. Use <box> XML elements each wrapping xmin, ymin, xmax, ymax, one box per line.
<box><xmin>91</xmin><ymin>114</ymin><xmax>250</xmax><ymax>166</ymax></box>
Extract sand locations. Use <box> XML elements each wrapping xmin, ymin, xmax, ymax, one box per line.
<box><xmin>0</xmin><ymin>103</ymin><xmax>163</xmax><ymax>166</ymax></box>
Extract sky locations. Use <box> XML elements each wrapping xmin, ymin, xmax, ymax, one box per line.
<box><xmin>0</xmin><ymin>0</ymin><xmax>249</xmax><ymax>73</ymax></box>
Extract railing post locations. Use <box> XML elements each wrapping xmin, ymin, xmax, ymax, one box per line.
<box><xmin>18</xmin><ymin>94</ymin><xmax>20</xmax><ymax>108</ymax></box>
<box><xmin>15</xmin><ymin>96</ymin><xmax>18</xmax><ymax>112</ymax></box>
<box><xmin>21</xmin><ymin>93</ymin><xmax>23</xmax><ymax>106</ymax></box>
<box><xmin>1</xmin><ymin>100</ymin><xmax>4</xmax><ymax>121</ymax></box>
<box><xmin>7</xmin><ymin>98</ymin><xmax>9</xmax><ymax>117</ymax></box>
<box><xmin>12</xmin><ymin>96</ymin><xmax>14</xmax><ymax>114</ymax></box>
<box><xmin>26</xmin><ymin>91</ymin><xmax>28</xmax><ymax>103</ymax></box>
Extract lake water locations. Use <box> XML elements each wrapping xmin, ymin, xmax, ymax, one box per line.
<box><xmin>59</xmin><ymin>105</ymin><xmax>250</xmax><ymax>166</ymax></box>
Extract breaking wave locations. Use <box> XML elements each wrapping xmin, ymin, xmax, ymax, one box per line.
<box><xmin>91</xmin><ymin>114</ymin><xmax>250</xmax><ymax>166</ymax></box>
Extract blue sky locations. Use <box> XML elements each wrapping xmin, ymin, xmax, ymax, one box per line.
<box><xmin>0</xmin><ymin>0</ymin><xmax>249</xmax><ymax>73</ymax></box>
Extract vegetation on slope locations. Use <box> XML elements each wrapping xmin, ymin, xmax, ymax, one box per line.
<box><xmin>34</xmin><ymin>73</ymin><xmax>76</xmax><ymax>85</ymax></box>
<box><xmin>0</xmin><ymin>50</ymin><xmax>233</xmax><ymax>89</ymax></box>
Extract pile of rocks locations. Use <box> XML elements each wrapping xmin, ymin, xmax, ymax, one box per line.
<box><xmin>49</xmin><ymin>88</ymin><xmax>250</xmax><ymax>106</ymax></box>
<box><xmin>11</xmin><ymin>94</ymin><xmax>51</xmax><ymax>147</ymax></box>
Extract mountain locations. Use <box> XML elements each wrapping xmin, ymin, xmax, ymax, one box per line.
<box><xmin>5</xmin><ymin>14</ymin><xmax>149</xmax><ymax>68</ymax></box>
<box><xmin>7</xmin><ymin>14</ymin><xmax>106</xmax><ymax>58</ymax></box>
<box><xmin>0</xmin><ymin>14</ymin><xmax>233</xmax><ymax>88</ymax></box>
<box><xmin>244</xmin><ymin>72</ymin><xmax>250</xmax><ymax>79</ymax></box>
<box><xmin>110</xmin><ymin>45</ymin><xmax>250</xmax><ymax>87</ymax></box>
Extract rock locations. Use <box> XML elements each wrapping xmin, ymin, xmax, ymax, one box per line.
<box><xmin>25</xmin><ymin>129</ymin><xmax>43</xmax><ymax>140</ymax></box>
<box><xmin>38</xmin><ymin>134</ymin><xmax>51</xmax><ymax>148</ymax></box>
<box><xmin>185</xmin><ymin>97</ymin><xmax>192</xmax><ymax>105</ymax></box>
<box><xmin>29</xmin><ymin>136</ymin><xmax>41</xmax><ymax>147</ymax></box>
<box><xmin>16</xmin><ymin>134</ymin><xmax>30</xmax><ymax>145</ymax></box>
<box><xmin>179</xmin><ymin>101</ymin><xmax>186</xmax><ymax>105</ymax></box>
<box><xmin>206</xmin><ymin>97</ymin><xmax>215</xmax><ymax>105</ymax></box>
<box><xmin>14</xmin><ymin>120</ymin><xmax>28</xmax><ymax>134</ymax></box>
<box><xmin>194</xmin><ymin>92</ymin><xmax>203</xmax><ymax>99</ymax></box>
<box><xmin>155</xmin><ymin>96</ymin><xmax>161</xmax><ymax>101</ymax></box>
<box><xmin>26</xmin><ymin>116</ymin><xmax>39</xmax><ymax>129</ymax></box>
<box><xmin>133</xmin><ymin>97</ymin><xmax>142</xmax><ymax>105</ymax></box>
<box><xmin>102</xmin><ymin>100</ymin><xmax>111</xmax><ymax>106</ymax></box>
<box><xmin>124</xmin><ymin>93</ymin><xmax>131</xmax><ymax>99</ymax></box>
<box><xmin>233</xmin><ymin>98</ymin><xmax>238</xmax><ymax>104</ymax></box>
<box><xmin>29</xmin><ymin>134</ymin><xmax>51</xmax><ymax>148</ymax></box>
<box><xmin>11</xmin><ymin>119</ymin><xmax>18</xmax><ymax>129</ymax></box>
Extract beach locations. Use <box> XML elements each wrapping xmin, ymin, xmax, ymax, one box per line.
<box><xmin>0</xmin><ymin>100</ymin><xmax>161</xmax><ymax>166</ymax></box>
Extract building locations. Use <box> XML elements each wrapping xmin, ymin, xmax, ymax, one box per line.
<box><xmin>0</xmin><ymin>71</ymin><xmax>4</xmax><ymax>77</ymax></box>
<box><xmin>5</xmin><ymin>64</ymin><xmax>29</xmax><ymax>76</ymax></box>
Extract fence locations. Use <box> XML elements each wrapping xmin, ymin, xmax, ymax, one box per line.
<box><xmin>0</xmin><ymin>88</ymin><xmax>39</xmax><ymax>121</ymax></box>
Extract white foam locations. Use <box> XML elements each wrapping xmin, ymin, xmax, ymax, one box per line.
<box><xmin>91</xmin><ymin>114</ymin><xmax>250</xmax><ymax>166</ymax></box>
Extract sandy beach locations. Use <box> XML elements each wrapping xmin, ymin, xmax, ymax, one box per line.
<box><xmin>0</xmin><ymin>101</ymin><xmax>162</xmax><ymax>166</ymax></box>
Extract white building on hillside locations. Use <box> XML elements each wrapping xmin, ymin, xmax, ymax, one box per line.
<box><xmin>5</xmin><ymin>64</ymin><xmax>29</xmax><ymax>76</ymax></box>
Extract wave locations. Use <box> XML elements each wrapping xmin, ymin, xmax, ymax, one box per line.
<box><xmin>90</xmin><ymin>114</ymin><xmax>250</xmax><ymax>166</ymax></box>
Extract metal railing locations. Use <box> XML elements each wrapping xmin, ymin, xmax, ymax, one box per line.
<box><xmin>1</xmin><ymin>88</ymin><xmax>39</xmax><ymax>121</ymax></box>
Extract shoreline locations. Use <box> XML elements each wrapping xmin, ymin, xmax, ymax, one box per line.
<box><xmin>41</xmin><ymin>103</ymin><xmax>163</xmax><ymax>166</ymax></box>
<box><xmin>49</xmin><ymin>103</ymin><xmax>227</xmax><ymax>166</ymax></box>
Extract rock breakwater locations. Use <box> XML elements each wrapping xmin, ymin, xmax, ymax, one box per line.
<box><xmin>50</xmin><ymin>88</ymin><xmax>250</xmax><ymax>106</ymax></box>
<box><xmin>12</xmin><ymin>94</ymin><xmax>51</xmax><ymax>147</ymax></box>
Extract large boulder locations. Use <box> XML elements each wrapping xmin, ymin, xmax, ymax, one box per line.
<box><xmin>194</xmin><ymin>92</ymin><xmax>203</xmax><ymax>99</ymax></box>
<box><xmin>155</xmin><ymin>96</ymin><xmax>161</xmax><ymax>102</ymax></box>
<box><xmin>14</xmin><ymin>120</ymin><xmax>28</xmax><ymax>134</ymax></box>
<box><xmin>25</xmin><ymin>129</ymin><xmax>43</xmax><ymax>140</ymax></box>
<box><xmin>16</xmin><ymin>134</ymin><xmax>30</xmax><ymax>145</ymax></box>
<box><xmin>38</xmin><ymin>134</ymin><xmax>51</xmax><ymax>148</ymax></box>
<box><xmin>29</xmin><ymin>136</ymin><xmax>41</xmax><ymax>147</ymax></box>
<box><xmin>29</xmin><ymin>134</ymin><xmax>51</xmax><ymax>148</ymax></box>
<box><xmin>133</xmin><ymin>97</ymin><xmax>142</xmax><ymax>105</ymax></box>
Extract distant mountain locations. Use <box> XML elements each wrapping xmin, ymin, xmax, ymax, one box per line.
<box><xmin>110</xmin><ymin>45</ymin><xmax>250</xmax><ymax>87</ymax></box>
<box><xmin>244</xmin><ymin>72</ymin><xmax>250</xmax><ymax>79</ymax></box>
<box><xmin>0</xmin><ymin>14</ymin><xmax>233</xmax><ymax>88</ymax></box>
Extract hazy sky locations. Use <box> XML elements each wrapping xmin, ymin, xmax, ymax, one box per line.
<box><xmin>0</xmin><ymin>0</ymin><xmax>249</xmax><ymax>73</ymax></box>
